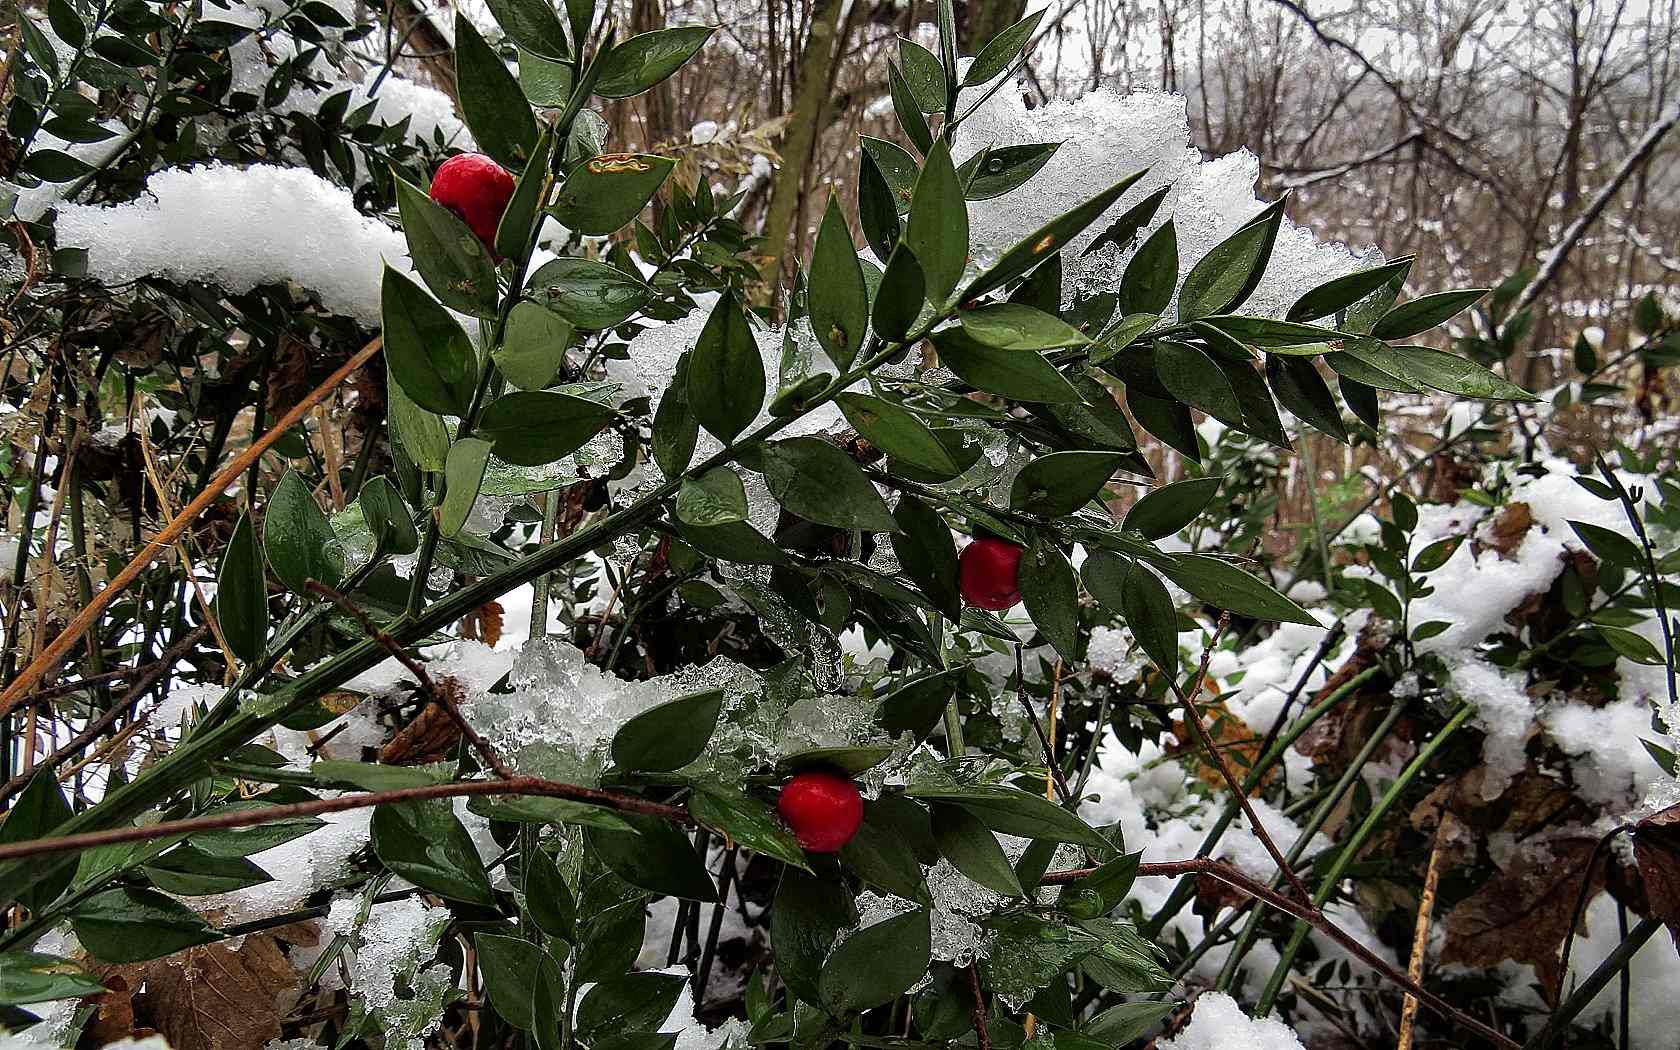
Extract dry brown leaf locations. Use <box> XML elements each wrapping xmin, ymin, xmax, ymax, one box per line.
<box><xmin>1482</xmin><ymin>501</ymin><xmax>1533</xmax><ymax>558</ymax></box>
<box><xmin>1632</xmin><ymin>803</ymin><xmax>1680</xmax><ymax>952</ymax></box>
<box><xmin>381</xmin><ymin>675</ymin><xmax>468</xmax><ymax>765</ymax></box>
<box><xmin>460</xmin><ymin>600</ymin><xmax>504</xmax><ymax>647</ymax></box>
<box><xmin>1440</xmin><ymin>835</ymin><xmax>1605</xmax><ymax>1001</ymax></box>
<box><xmin>128</xmin><ymin>925</ymin><xmax>318</xmax><ymax>1050</ymax></box>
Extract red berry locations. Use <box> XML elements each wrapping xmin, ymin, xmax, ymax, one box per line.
<box><xmin>959</xmin><ymin>537</ymin><xmax>1024</xmax><ymax>610</ymax></box>
<box><xmin>777</xmin><ymin>770</ymin><xmax>864</xmax><ymax>853</ymax></box>
<box><xmin>428</xmin><ymin>152</ymin><xmax>516</xmax><ymax>251</ymax></box>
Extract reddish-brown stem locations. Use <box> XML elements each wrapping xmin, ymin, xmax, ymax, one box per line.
<box><xmin>967</xmin><ymin>961</ymin><xmax>991</xmax><ymax>1050</ymax></box>
<box><xmin>305</xmin><ymin>580</ymin><xmax>515</xmax><ymax>780</ymax></box>
<box><xmin>0</xmin><ymin>777</ymin><xmax>690</xmax><ymax>863</ymax></box>
<box><xmin>1173</xmin><ymin>613</ymin><xmax>1315</xmax><ymax>904</ymax></box>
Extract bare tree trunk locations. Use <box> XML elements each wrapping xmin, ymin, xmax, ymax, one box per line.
<box><xmin>756</xmin><ymin>0</ymin><xmax>848</xmax><ymax>290</ymax></box>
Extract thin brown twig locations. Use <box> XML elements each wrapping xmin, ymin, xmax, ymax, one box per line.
<box><xmin>0</xmin><ymin>336</ymin><xmax>384</xmax><ymax>717</ymax></box>
<box><xmin>0</xmin><ymin>627</ymin><xmax>210</xmax><ymax>807</ymax></box>
<box><xmin>1173</xmin><ymin>613</ymin><xmax>1315</xmax><ymax>903</ymax></box>
<box><xmin>304</xmin><ymin>580</ymin><xmax>515</xmax><ymax>781</ymax></box>
<box><xmin>967</xmin><ymin>961</ymin><xmax>991</xmax><ymax>1050</ymax></box>
<box><xmin>0</xmin><ymin>776</ymin><xmax>690</xmax><ymax>863</ymax></box>
<box><xmin>1043</xmin><ymin>857</ymin><xmax>1518</xmax><ymax>1050</ymax></box>
<box><xmin>1398</xmin><ymin>813</ymin><xmax>1453</xmax><ymax>1050</ymax></box>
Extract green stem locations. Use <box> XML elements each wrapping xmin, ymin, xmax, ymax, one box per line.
<box><xmin>1144</xmin><ymin>666</ymin><xmax>1378</xmax><ymax>937</ymax></box>
<box><xmin>1253</xmin><ymin>702</ymin><xmax>1474</xmax><ymax>1015</ymax></box>
<box><xmin>1214</xmin><ymin>698</ymin><xmax>1406</xmax><ymax>990</ymax></box>
<box><xmin>1527</xmin><ymin>918</ymin><xmax>1659</xmax><ymax>1049</ymax></box>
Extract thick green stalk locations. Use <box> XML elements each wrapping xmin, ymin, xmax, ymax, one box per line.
<box><xmin>1253</xmin><ymin>702</ymin><xmax>1474</xmax><ymax>1015</ymax></box>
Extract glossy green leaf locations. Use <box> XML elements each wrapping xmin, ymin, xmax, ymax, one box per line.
<box><xmin>526</xmin><ymin>256</ymin><xmax>653</xmax><ymax>329</ymax></box>
<box><xmin>689</xmin><ymin>785</ymin><xmax>810</xmax><ymax>869</ymax></box>
<box><xmin>215</xmin><ymin>512</ymin><xmax>268</xmax><ymax>663</ymax></box>
<box><xmin>836</xmin><ymin>393</ymin><xmax>958</xmax><ymax>477</ymax></box>
<box><xmin>1388</xmin><ymin>346</ymin><xmax>1539</xmax><ymax>401</ymax></box>
<box><xmin>1287</xmin><ymin>256</ymin><xmax>1415</xmax><ymax>322</ymax></box>
<box><xmin>888</xmin><ymin>60</ymin><xmax>933</xmax><ymax>154</ymax></box>
<box><xmin>478</xmin><ymin>389</ymin><xmax>616</xmax><ymax>466</ymax></box>
<box><xmin>610</xmin><ymin>687</ymin><xmax>725</xmax><ymax>771</ymax></box>
<box><xmin>902</xmin><ymin>782</ymin><xmax>1106</xmax><ymax>846</ymax></box>
<box><xmin>957</xmin><ymin>142</ymin><xmax>1059</xmax><ymax>201</ymax></box>
<box><xmin>1020</xmin><ymin>534</ymin><xmax>1080</xmax><ymax>661</ymax></box>
<box><xmin>359</xmin><ymin>475</ymin><xmax>420</xmax><ymax>555</ymax></box>
<box><xmin>810</xmin><ymin>194</ymin><xmax>869</xmax><ymax>369</ymax></box>
<box><xmin>1158</xmin><ymin>552</ymin><xmax>1316</xmax><ymax>625</ymax></box>
<box><xmin>762</xmin><ymin>437</ymin><xmax>899</xmax><ymax>533</ymax></box>
<box><xmin>772</xmin><ymin>867</ymin><xmax>852</xmax><ymax>1007</ymax></box>
<box><xmin>588</xmin><ymin>815</ymin><xmax>718</xmax><ymax>901</ymax></box>
<box><xmin>381</xmin><ymin>264</ymin><xmax>478</xmax><ymax>414</ymax></box>
<box><xmin>963</xmin><ymin>8</ymin><xmax>1046</xmax><ymax>85</ymax></box>
<box><xmin>1010</xmin><ymin>451</ymin><xmax>1125</xmax><ymax>517</ymax></box>
<box><xmin>688</xmin><ymin>291</ymin><xmax>765</xmax><ymax>443</ymax></box>
<box><xmin>519</xmin><ymin>47</ymin><xmax>574</xmax><ymax>105</ymax></box>
<box><xmin>264</xmin><ymin>470</ymin><xmax>344</xmax><ymax>594</ymax></box>
<box><xmin>1154</xmin><ymin>339</ymin><xmax>1241</xmax><ymax>424</ymax></box>
<box><xmin>144</xmin><ymin>846</ymin><xmax>272</xmax><ymax>896</ymax></box>
<box><xmin>1370</xmin><ymin>288</ymin><xmax>1488</xmax><ymax>339</ymax></box>
<box><xmin>483</xmin><ymin>0</ymin><xmax>570</xmax><ymax>59</ymax></box>
<box><xmin>551</xmin><ymin>153</ymin><xmax>675</xmax><ymax>235</ymax></box>
<box><xmin>875</xmin><ymin>665</ymin><xmax>965</xmax><ymax>741</ymax></box>
<box><xmin>1265</xmin><ymin>354</ymin><xmax>1348</xmax><ymax>442</ymax></box>
<box><xmin>930</xmin><ymin>328</ymin><xmax>1081</xmax><ymax>403</ymax></box>
<box><xmin>370</xmin><ymin>798</ymin><xmax>496</xmax><ymax>905</ymax></box>
<box><xmin>897</xmin><ymin>38</ymin><xmax>946</xmax><ymax>111</ymax></box>
<box><xmin>871</xmin><ymin>243</ymin><xmax>927</xmax><ymax>344</ymax></box>
<box><xmin>676</xmin><ymin>468</ymin><xmax>748</xmax><ymax>526</ymax></box>
<box><xmin>454</xmin><ymin>12</ymin><xmax>539</xmax><ymax>167</ymax></box>
<box><xmin>0</xmin><ymin>951</ymin><xmax>107</xmax><ymax>1005</ymax></box>
<box><xmin>495</xmin><ymin>128</ymin><xmax>554</xmax><ymax>259</ymax></box>
<box><xmin>595</xmin><ymin>26</ymin><xmax>716</xmax><ymax>98</ymax></box>
<box><xmin>907</xmin><ymin>140</ymin><xmax>967</xmax><ymax>302</ymax></box>
<box><xmin>652</xmin><ymin>352</ymin><xmax>700</xmax><ymax>477</ymax></box>
<box><xmin>963</xmin><ymin>168</ymin><xmax>1148</xmax><ymax>302</ymax></box>
<box><xmin>578</xmin><ymin>971</ymin><xmax>688</xmax><ymax>1037</ymax></box>
<box><xmin>1178</xmin><ymin>201</ymin><xmax>1283</xmax><ymax>320</ymax></box>
<box><xmin>476</xmin><ymin>933</ymin><xmax>559</xmax><ymax>1029</ymax></box>
<box><xmin>71</xmin><ymin>888</ymin><xmax>218</xmax><ymax>964</ymax></box>
<box><xmin>439</xmin><ymin>437</ymin><xmax>492</xmax><ymax>538</ymax></box>
<box><xmin>0</xmin><ymin>773</ymin><xmax>74</xmax><ymax>913</ymax></box>
<box><xmin>1085</xmin><ymin>186</ymin><xmax>1170</xmax><ymax>259</ymax></box>
<box><xmin>932</xmin><ymin>804</ymin><xmax>1024</xmax><ymax>896</ymax></box>
<box><xmin>495</xmin><ymin>299</ymin><xmax>573</xmax><ymax>391</ymax></box>
<box><xmin>1123</xmin><ymin>475</ymin><xmax>1220</xmax><ymax>539</ymax></box>
<box><xmin>860</xmin><ymin>137</ymin><xmax>919</xmax><ymax>214</ymax></box>
<box><xmin>819</xmin><ymin>908</ymin><xmax>932</xmax><ymax>1015</ymax></box>
<box><xmin>858</xmin><ymin>152</ymin><xmax>902</xmax><ymax>262</ymax></box>
<box><xmin>526</xmin><ymin>846</ymin><xmax>576</xmax><ymax>940</ymax></box>
<box><xmin>961</xmin><ymin>303</ymin><xmax>1089</xmax><ymax>350</ymax></box>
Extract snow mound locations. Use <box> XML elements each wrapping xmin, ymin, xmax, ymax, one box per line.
<box><xmin>55</xmin><ymin>164</ymin><xmax>408</xmax><ymax>324</ymax></box>
<box><xmin>1159</xmin><ymin>992</ymin><xmax>1305</xmax><ymax>1050</ymax></box>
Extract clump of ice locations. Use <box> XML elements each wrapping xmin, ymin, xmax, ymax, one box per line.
<box><xmin>954</xmin><ymin>87</ymin><xmax>1376</xmax><ymax>318</ymax></box>
<box><xmin>1086</xmin><ymin>624</ymin><xmax>1145</xmax><ymax>684</ymax></box>
<box><xmin>55</xmin><ymin>164</ymin><xmax>409</xmax><ymax>324</ymax></box>
<box><xmin>1158</xmin><ymin>992</ymin><xmax>1306</xmax><ymax>1050</ymax></box>
<box><xmin>328</xmin><ymin>895</ymin><xmax>455</xmax><ymax>1050</ymax></box>
<box><xmin>473</xmin><ymin>635</ymin><xmax>769</xmax><ymax>778</ymax></box>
